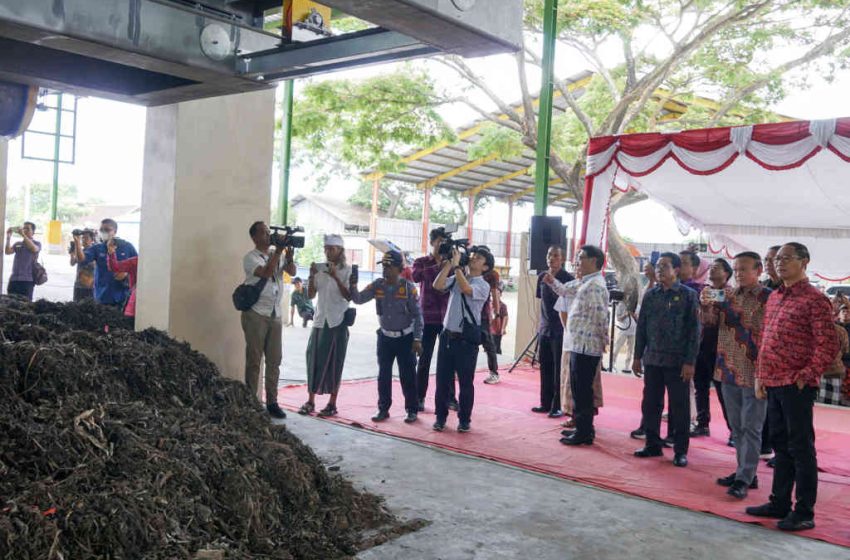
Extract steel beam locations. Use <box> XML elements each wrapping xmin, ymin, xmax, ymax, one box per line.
<box><xmin>533</xmin><ymin>0</ymin><xmax>558</xmax><ymax>216</ymax></box>
<box><xmin>240</xmin><ymin>28</ymin><xmax>438</xmax><ymax>80</ymax></box>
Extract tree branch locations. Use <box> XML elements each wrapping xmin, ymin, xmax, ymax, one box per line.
<box><xmin>436</xmin><ymin>56</ymin><xmax>525</xmax><ymax>127</ymax></box>
<box><xmin>707</xmin><ymin>25</ymin><xmax>850</xmax><ymax>126</ymax></box>
<box><xmin>516</xmin><ymin>48</ymin><xmax>538</xmax><ymax>139</ymax></box>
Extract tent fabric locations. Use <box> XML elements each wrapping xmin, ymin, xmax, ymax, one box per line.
<box><xmin>580</xmin><ymin>118</ymin><xmax>850</xmax><ymax>279</ymax></box>
<box><xmin>277</xmin><ymin>367</ymin><xmax>850</xmax><ymax>548</ymax></box>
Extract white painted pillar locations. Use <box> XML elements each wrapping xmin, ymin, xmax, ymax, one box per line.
<box><xmin>0</xmin><ymin>138</ymin><xmax>7</xmax><ymax>288</ymax></box>
<box><xmin>136</xmin><ymin>90</ymin><xmax>276</xmax><ymax>381</ymax></box>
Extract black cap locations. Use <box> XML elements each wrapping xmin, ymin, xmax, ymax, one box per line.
<box><xmin>379</xmin><ymin>250</ymin><xmax>404</xmax><ymax>268</ymax></box>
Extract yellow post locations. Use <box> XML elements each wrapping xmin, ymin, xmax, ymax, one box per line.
<box><xmin>47</xmin><ymin>219</ymin><xmax>63</xmax><ymax>254</ymax></box>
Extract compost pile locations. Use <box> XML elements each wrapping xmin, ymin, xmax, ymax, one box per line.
<box><xmin>0</xmin><ymin>298</ymin><xmax>400</xmax><ymax>559</ymax></box>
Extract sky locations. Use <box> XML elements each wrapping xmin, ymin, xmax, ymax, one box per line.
<box><xmin>5</xmin><ymin>19</ymin><xmax>850</xmax><ymax>243</ymax></box>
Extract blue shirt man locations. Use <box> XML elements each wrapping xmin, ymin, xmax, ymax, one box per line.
<box><xmin>75</xmin><ymin>219</ymin><xmax>138</xmax><ymax>306</ymax></box>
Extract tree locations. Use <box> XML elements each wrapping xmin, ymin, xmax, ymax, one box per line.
<box><xmin>436</xmin><ymin>0</ymin><xmax>850</xmax><ymax>288</ymax></box>
<box><xmin>291</xmin><ymin>0</ymin><xmax>850</xmax><ymax>289</ymax></box>
<box><xmin>5</xmin><ymin>183</ymin><xmax>100</xmax><ymax>227</ymax></box>
<box><xmin>347</xmin><ymin>179</ymin><xmax>488</xmax><ymax>225</ymax></box>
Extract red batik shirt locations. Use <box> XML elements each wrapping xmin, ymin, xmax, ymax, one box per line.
<box><xmin>756</xmin><ymin>279</ymin><xmax>838</xmax><ymax>388</ymax></box>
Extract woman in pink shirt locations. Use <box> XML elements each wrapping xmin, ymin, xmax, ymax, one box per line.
<box><xmin>106</xmin><ymin>239</ymin><xmax>138</xmax><ymax>317</ymax></box>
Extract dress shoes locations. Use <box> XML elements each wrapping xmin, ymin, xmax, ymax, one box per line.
<box><xmin>727</xmin><ymin>481</ymin><xmax>748</xmax><ymax>499</ymax></box>
<box><xmin>689</xmin><ymin>425</ymin><xmax>710</xmax><ymax>437</ymax></box>
<box><xmin>717</xmin><ymin>473</ymin><xmax>758</xmax><ymax>489</ymax></box>
<box><xmin>447</xmin><ymin>399</ymin><xmax>459</xmax><ymax>411</ymax></box>
<box><xmin>777</xmin><ymin>512</ymin><xmax>815</xmax><ymax>532</ymax></box>
<box><xmin>371</xmin><ymin>410</ymin><xmax>390</xmax><ymax>422</ymax></box>
<box><xmin>746</xmin><ymin>502</ymin><xmax>790</xmax><ymax>519</ymax></box>
<box><xmin>634</xmin><ymin>447</ymin><xmax>663</xmax><ymax>458</ymax></box>
<box><xmin>560</xmin><ymin>434</ymin><xmax>594</xmax><ymax>446</ymax></box>
<box><xmin>266</xmin><ymin>402</ymin><xmax>287</xmax><ymax>419</ymax></box>
<box><xmin>548</xmin><ymin>409</ymin><xmax>564</xmax><ymax>418</ymax></box>
<box><xmin>673</xmin><ymin>454</ymin><xmax>688</xmax><ymax>467</ymax></box>
<box><xmin>404</xmin><ymin>412</ymin><xmax>418</xmax><ymax>423</ymax></box>
<box><xmin>531</xmin><ymin>406</ymin><xmax>548</xmax><ymax>413</ymax></box>
<box><xmin>629</xmin><ymin>427</ymin><xmax>646</xmax><ymax>439</ymax></box>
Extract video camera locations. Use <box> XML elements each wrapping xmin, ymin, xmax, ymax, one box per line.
<box><xmin>72</xmin><ymin>228</ymin><xmax>96</xmax><ymax>238</ymax></box>
<box><xmin>608</xmin><ymin>288</ymin><xmax>625</xmax><ymax>303</ymax></box>
<box><xmin>270</xmin><ymin>225</ymin><xmax>305</xmax><ymax>249</ymax></box>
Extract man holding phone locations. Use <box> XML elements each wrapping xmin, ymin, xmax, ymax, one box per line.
<box><xmin>74</xmin><ymin>218</ymin><xmax>137</xmax><ymax>307</ymax></box>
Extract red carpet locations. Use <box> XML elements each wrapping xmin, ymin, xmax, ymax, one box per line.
<box><xmin>278</xmin><ymin>366</ymin><xmax>850</xmax><ymax>548</ymax></box>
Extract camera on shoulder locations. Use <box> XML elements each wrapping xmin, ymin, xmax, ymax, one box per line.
<box><xmin>270</xmin><ymin>225</ymin><xmax>306</xmax><ymax>249</ymax></box>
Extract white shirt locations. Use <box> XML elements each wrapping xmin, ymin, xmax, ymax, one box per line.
<box><xmin>441</xmin><ymin>275</ymin><xmax>490</xmax><ymax>333</ymax></box>
<box><xmin>312</xmin><ymin>263</ymin><xmax>353</xmax><ymax>329</ymax></box>
<box><xmin>243</xmin><ymin>249</ymin><xmax>286</xmax><ymax>318</ymax></box>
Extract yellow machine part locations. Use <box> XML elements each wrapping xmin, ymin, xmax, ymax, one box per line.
<box><xmin>47</xmin><ymin>220</ymin><xmax>63</xmax><ymax>246</ymax></box>
<box><xmin>284</xmin><ymin>0</ymin><xmax>331</xmax><ymax>29</ymax></box>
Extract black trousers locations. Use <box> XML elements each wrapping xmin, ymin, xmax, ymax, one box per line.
<box><xmin>761</xmin><ymin>410</ymin><xmax>772</xmax><ymax>453</ymax></box>
<box><xmin>480</xmin><ymin>315</ymin><xmax>499</xmax><ymax>375</ymax></box>
<box><xmin>693</xmin><ymin>348</ymin><xmax>716</xmax><ymax>428</ymax></box>
<box><xmin>642</xmin><ymin>364</ymin><xmax>690</xmax><ymax>455</ymax></box>
<box><xmin>493</xmin><ymin>335</ymin><xmax>503</xmax><ymax>354</ymax></box>
<box><xmin>8</xmin><ymin>280</ymin><xmax>35</xmax><ymax>301</ymax></box>
<box><xmin>435</xmin><ymin>333</ymin><xmax>478</xmax><ymax>424</ymax></box>
<box><xmin>416</xmin><ymin>323</ymin><xmax>443</xmax><ymax>401</ymax></box>
<box><xmin>538</xmin><ymin>333</ymin><xmax>564</xmax><ymax>412</ymax></box>
<box><xmin>767</xmin><ymin>384</ymin><xmax>818</xmax><ymax>519</ymax></box>
<box><xmin>571</xmin><ymin>353</ymin><xmax>601</xmax><ymax>438</ymax></box>
<box><xmin>376</xmin><ymin>332</ymin><xmax>418</xmax><ymax>414</ymax></box>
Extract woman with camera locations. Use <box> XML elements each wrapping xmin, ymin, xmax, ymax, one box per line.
<box><xmin>5</xmin><ymin>222</ymin><xmax>41</xmax><ymax>301</ymax></box>
<box><xmin>299</xmin><ymin>234</ymin><xmax>354</xmax><ymax>418</ymax></box>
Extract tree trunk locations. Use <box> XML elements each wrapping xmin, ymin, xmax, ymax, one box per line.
<box><xmin>386</xmin><ymin>191</ymin><xmax>402</xmax><ymax>218</ymax></box>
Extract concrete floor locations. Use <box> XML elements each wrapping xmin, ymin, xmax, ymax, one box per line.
<box><xmin>281</xmin><ymin>414</ymin><xmax>850</xmax><ymax>560</ymax></box>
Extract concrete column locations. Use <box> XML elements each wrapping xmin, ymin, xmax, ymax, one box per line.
<box><xmin>136</xmin><ymin>90</ymin><xmax>276</xmax><ymax>381</ymax></box>
<box><xmin>0</xmin><ymin>138</ymin><xmax>7</xmax><ymax>287</ymax></box>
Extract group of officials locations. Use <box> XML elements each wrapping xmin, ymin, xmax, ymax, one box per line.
<box><xmin>239</xmin><ymin>219</ymin><xmax>834</xmax><ymax>533</ymax></box>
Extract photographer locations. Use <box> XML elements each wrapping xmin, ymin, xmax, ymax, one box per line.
<box><xmin>74</xmin><ymin>218</ymin><xmax>137</xmax><ymax>307</ymax></box>
<box><xmin>432</xmin><ymin>245</ymin><xmax>494</xmax><ymax>433</ymax></box>
<box><xmin>69</xmin><ymin>229</ymin><xmax>96</xmax><ymax>302</ymax></box>
<box><xmin>5</xmin><ymin>222</ymin><xmax>41</xmax><ymax>301</ymax></box>
<box><xmin>299</xmin><ymin>234</ymin><xmax>353</xmax><ymax>418</ymax></box>
<box><xmin>241</xmin><ymin>221</ymin><xmax>296</xmax><ymax>419</ymax></box>
<box><xmin>412</xmin><ymin>227</ymin><xmax>451</xmax><ymax>412</ymax></box>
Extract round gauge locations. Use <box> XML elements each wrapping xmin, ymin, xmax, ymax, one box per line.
<box><xmin>200</xmin><ymin>24</ymin><xmax>232</xmax><ymax>61</ymax></box>
<box><xmin>452</xmin><ymin>0</ymin><xmax>477</xmax><ymax>11</ymax></box>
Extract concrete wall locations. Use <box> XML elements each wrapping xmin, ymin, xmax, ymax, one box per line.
<box><xmin>0</xmin><ymin>139</ymin><xmax>6</xmax><ymax>287</ymax></box>
<box><xmin>136</xmin><ymin>90</ymin><xmax>276</xmax><ymax>381</ymax></box>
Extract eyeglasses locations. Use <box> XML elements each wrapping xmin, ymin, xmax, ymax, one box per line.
<box><xmin>773</xmin><ymin>256</ymin><xmax>803</xmax><ymax>264</ymax></box>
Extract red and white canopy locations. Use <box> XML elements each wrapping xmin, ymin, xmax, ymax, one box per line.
<box><xmin>579</xmin><ymin>118</ymin><xmax>850</xmax><ymax>280</ymax></box>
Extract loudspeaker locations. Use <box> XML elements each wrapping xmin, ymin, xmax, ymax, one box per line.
<box><xmin>529</xmin><ymin>215</ymin><xmax>565</xmax><ymax>272</ymax></box>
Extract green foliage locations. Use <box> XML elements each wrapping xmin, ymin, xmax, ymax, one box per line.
<box><xmin>5</xmin><ymin>183</ymin><xmax>101</xmax><ymax>227</ymax></box>
<box><xmin>290</xmin><ymin>66</ymin><xmax>455</xmax><ymax>188</ymax></box>
<box><xmin>346</xmin><ymin>180</ymin><xmax>488</xmax><ymax>225</ymax></box>
<box><xmin>295</xmin><ymin>233</ymin><xmax>325</xmax><ymax>267</ymax></box>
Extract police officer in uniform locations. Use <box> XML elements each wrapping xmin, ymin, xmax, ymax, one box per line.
<box><xmin>352</xmin><ymin>250</ymin><xmax>424</xmax><ymax>423</ymax></box>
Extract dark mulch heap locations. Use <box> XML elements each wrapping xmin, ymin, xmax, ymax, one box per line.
<box><xmin>0</xmin><ymin>297</ymin><xmax>418</xmax><ymax>559</ymax></box>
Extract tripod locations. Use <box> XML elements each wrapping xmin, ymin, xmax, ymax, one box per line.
<box><xmin>510</xmin><ymin>333</ymin><xmax>539</xmax><ymax>372</ymax></box>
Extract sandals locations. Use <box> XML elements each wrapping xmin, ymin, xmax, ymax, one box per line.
<box><xmin>298</xmin><ymin>402</ymin><xmax>315</xmax><ymax>415</ymax></box>
<box><xmin>317</xmin><ymin>404</ymin><xmax>338</xmax><ymax>418</ymax></box>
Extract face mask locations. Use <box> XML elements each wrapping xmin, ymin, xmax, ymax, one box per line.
<box><xmin>100</xmin><ymin>231</ymin><xmax>114</xmax><ymax>243</ymax></box>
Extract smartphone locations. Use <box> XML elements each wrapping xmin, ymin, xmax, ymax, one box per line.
<box><xmin>710</xmin><ymin>289</ymin><xmax>726</xmax><ymax>303</ymax></box>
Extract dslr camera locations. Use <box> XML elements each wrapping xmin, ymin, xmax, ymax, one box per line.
<box><xmin>270</xmin><ymin>225</ymin><xmax>305</xmax><ymax>249</ymax></box>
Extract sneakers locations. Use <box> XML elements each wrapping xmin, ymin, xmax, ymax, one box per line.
<box><xmin>432</xmin><ymin>421</ymin><xmax>446</xmax><ymax>432</ymax></box>
<box><xmin>447</xmin><ymin>399</ymin><xmax>459</xmax><ymax>411</ymax></box>
<box><xmin>630</xmin><ymin>427</ymin><xmax>646</xmax><ymax>439</ymax></box>
<box><xmin>673</xmin><ymin>454</ymin><xmax>688</xmax><ymax>467</ymax></box>
<box><xmin>766</xmin><ymin>457</ymin><xmax>776</xmax><ymax>468</ymax></box>
<box><xmin>483</xmin><ymin>373</ymin><xmax>500</xmax><ymax>384</ymax></box>
<box><xmin>266</xmin><ymin>402</ymin><xmax>287</xmax><ymax>419</ymax></box>
<box><xmin>777</xmin><ymin>512</ymin><xmax>815</xmax><ymax>532</ymax></box>
<box><xmin>746</xmin><ymin>502</ymin><xmax>790</xmax><ymax>519</ymax></box>
<box><xmin>547</xmin><ymin>409</ymin><xmax>564</xmax><ymax>418</ymax></box>
<box><xmin>404</xmin><ymin>412</ymin><xmax>418</xmax><ymax>423</ymax></box>
<box><xmin>727</xmin><ymin>480</ymin><xmax>748</xmax><ymax>500</ymax></box>
<box><xmin>417</xmin><ymin>399</ymin><xmax>425</xmax><ymax>412</ymax></box>
<box><xmin>457</xmin><ymin>422</ymin><xmax>471</xmax><ymax>433</ymax></box>
<box><xmin>662</xmin><ymin>436</ymin><xmax>675</xmax><ymax>448</ymax></box>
